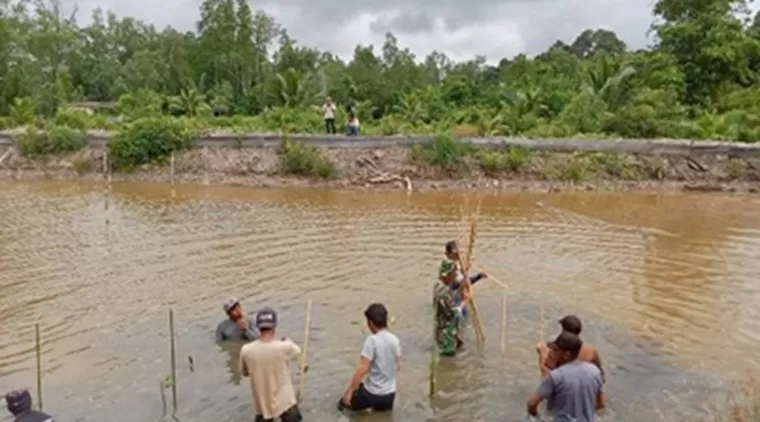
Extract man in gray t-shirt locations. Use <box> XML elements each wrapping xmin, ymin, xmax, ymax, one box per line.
<box><xmin>527</xmin><ymin>332</ymin><xmax>605</xmax><ymax>422</ymax></box>
<box><xmin>215</xmin><ymin>298</ymin><xmax>259</xmax><ymax>342</ymax></box>
<box><xmin>339</xmin><ymin>303</ymin><xmax>401</xmax><ymax>412</ymax></box>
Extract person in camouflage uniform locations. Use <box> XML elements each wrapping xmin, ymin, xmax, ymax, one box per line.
<box><xmin>434</xmin><ymin>241</ymin><xmax>487</xmax><ymax>355</ymax></box>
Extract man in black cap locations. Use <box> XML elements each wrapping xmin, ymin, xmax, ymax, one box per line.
<box><xmin>527</xmin><ymin>332</ymin><xmax>605</xmax><ymax>421</ymax></box>
<box><xmin>239</xmin><ymin>307</ymin><xmax>302</xmax><ymax>422</ymax></box>
<box><xmin>216</xmin><ymin>298</ymin><xmax>259</xmax><ymax>342</ymax></box>
<box><xmin>5</xmin><ymin>389</ymin><xmax>53</xmax><ymax>422</ymax></box>
<box><xmin>537</xmin><ymin>315</ymin><xmax>604</xmax><ymax>382</ymax></box>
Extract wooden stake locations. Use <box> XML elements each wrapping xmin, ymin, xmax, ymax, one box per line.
<box><xmin>501</xmin><ymin>289</ymin><xmax>507</xmax><ymax>355</ymax></box>
<box><xmin>103</xmin><ymin>152</ymin><xmax>110</xmax><ymax>225</ymax></box>
<box><xmin>35</xmin><ymin>323</ymin><xmax>42</xmax><ymax>410</ymax></box>
<box><xmin>461</xmin><ymin>197</ymin><xmax>485</xmax><ymax>344</ymax></box>
<box><xmin>170</xmin><ymin>152</ymin><xmax>176</xmax><ymax>201</ymax></box>
<box><xmin>429</xmin><ymin>296</ymin><xmax>437</xmax><ymax>398</ymax></box>
<box><xmin>297</xmin><ymin>300</ymin><xmax>312</xmax><ymax>403</ymax></box>
<box><xmin>169</xmin><ymin>309</ymin><xmax>177</xmax><ymax>413</ymax></box>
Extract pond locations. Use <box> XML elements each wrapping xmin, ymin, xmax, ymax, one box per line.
<box><xmin>1</xmin><ymin>181</ymin><xmax>759</xmax><ymax>421</ymax></box>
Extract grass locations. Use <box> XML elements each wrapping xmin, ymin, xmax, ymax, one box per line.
<box><xmin>280</xmin><ymin>136</ymin><xmax>338</xmax><ymax>179</ymax></box>
<box><xmin>476</xmin><ymin>147</ymin><xmax>531</xmax><ymax>174</ymax></box>
<box><xmin>410</xmin><ymin>134</ymin><xmax>473</xmax><ymax>172</ymax></box>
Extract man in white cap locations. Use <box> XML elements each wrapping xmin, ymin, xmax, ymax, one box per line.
<box><xmin>216</xmin><ymin>298</ymin><xmax>259</xmax><ymax>342</ymax></box>
<box><xmin>240</xmin><ymin>307</ymin><xmax>303</xmax><ymax>422</ymax></box>
<box><xmin>5</xmin><ymin>389</ymin><xmax>53</xmax><ymax>422</ymax></box>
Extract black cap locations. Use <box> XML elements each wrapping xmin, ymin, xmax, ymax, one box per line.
<box><xmin>445</xmin><ymin>241</ymin><xmax>458</xmax><ymax>254</ymax></box>
<box><xmin>559</xmin><ymin>315</ymin><xmax>582</xmax><ymax>335</ymax></box>
<box><xmin>547</xmin><ymin>331</ymin><xmax>583</xmax><ymax>354</ymax></box>
<box><xmin>255</xmin><ymin>307</ymin><xmax>277</xmax><ymax>329</ymax></box>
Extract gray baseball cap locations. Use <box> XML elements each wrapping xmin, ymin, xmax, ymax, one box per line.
<box><xmin>255</xmin><ymin>307</ymin><xmax>277</xmax><ymax>329</ymax></box>
<box><xmin>222</xmin><ymin>298</ymin><xmax>240</xmax><ymax>313</ymax></box>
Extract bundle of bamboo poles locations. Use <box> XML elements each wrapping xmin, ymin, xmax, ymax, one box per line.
<box><xmin>460</xmin><ymin>197</ymin><xmax>486</xmax><ymax>345</ymax></box>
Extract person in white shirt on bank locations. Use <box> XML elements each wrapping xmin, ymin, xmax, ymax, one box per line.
<box><xmin>239</xmin><ymin>307</ymin><xmax>303</xmax><ymax>422</ymax></box>
<box><xmin>323</xmin><ymin>96</ymin><xmax>337</xmax><ymax>134</ymax></box>
<box><xmin>338</xmin><ymin>303</ymin><xmax>401</xmax><ymax>413</ymax></box>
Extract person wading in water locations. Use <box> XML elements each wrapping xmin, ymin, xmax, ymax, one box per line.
<box><xmin>239</xmin><ymin>307</ymin><xmax>303</xmax><ymax>422</ymax></box>
<box><xmin>537</xmin><ymin>315</ymin><xmax>605</xmax><ymax>382</ymax></box>
<box><xmin>527</xmin><ymin>331</ymin><xmax>605</xmax><ymax>421</ymax></box>
<box><xmin>438</xmin><ymin>240</ymin><xmax>487</xmax><ymax>318</ymax></box>
<box><xmin>434</xmin><ymin>241</ymin><xmax>487</xmax><ymax>355</ymax></box>
<box><xmin>216</xmin><ymin>298</ymin><xmax>259</xmax><ymax>342</ymax></box>
<box><xmin>5</xmin><ymin>389</ymin><xmax>53</xmax><ymax>422</ymax></box>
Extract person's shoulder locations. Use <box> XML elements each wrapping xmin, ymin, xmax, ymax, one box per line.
<box><xmin>240</xmin><ymin>339</ymin><xmax>262</xmax><ymax>354</ymax></box>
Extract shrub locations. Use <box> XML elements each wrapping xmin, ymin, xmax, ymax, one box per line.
<box><xmin>108</xmin><ymin>117</ymin><xmax>196</xmax><ymax>170</ymax></box>
<box><xmin>410</xmin><ymin>133</ymin><xmax>472</xmax><ymax>171</ymax></box>
<box><xmin>15</xmin><ymin>125</ymin><xmax>87</xmax><ymax>157</ymax></box>
<box><xmin>54</xmin><ymin>107</ymin><xmax>92</xmax><ymax>130</ymax></box>
<box><xmin>476</xmin><ymin>147</ymin><xmax>530</xmax><ymax>174</ymax></box>
<box><xmin>280</xmin><ymin>137</ymin><xmax>337</xmax><ymax>179</ymax></box>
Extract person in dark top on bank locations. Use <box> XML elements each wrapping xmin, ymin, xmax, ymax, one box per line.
<box><xmin>216</xmin><ymin>298</ymin><xmax>259</xmax><ymax>341</ymax></box>
<box><xmin>5</xmin><ymin>389</ymin><xmax>53</xmax><ymax>422</ymax></box>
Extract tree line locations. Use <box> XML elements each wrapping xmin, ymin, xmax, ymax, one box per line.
<box><xmin>1</xmin><ymin>0</ymin><xmax>759</xmax><ymax>141</ymax></box>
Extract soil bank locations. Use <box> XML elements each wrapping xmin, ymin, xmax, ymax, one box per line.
<box><xmin>1</xmin><ymin>144</ymin><xmax>760</xmax><ymax>194</ymax></box>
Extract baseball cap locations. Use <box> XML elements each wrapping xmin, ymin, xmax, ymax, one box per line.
<box><xmin>222</xmin><ymin>298</ymin><xmax>240</xmax><ymax>313</ymax></box>
<box><xmin>445</xmin><ymin>241</ymin><xmax>458</xmax><ymax>254</ymax></box>
<box><xmin>255</xmin><ymin>307</ymin><xmax>278</xmax><ymax>329</ymax></box>
<box><xmin>547</xmin><ymin>331</ymin><xmax>583</xmax><ymax>353</ymax></box>
<box><xmin>559</xmin><ymin>315</ymin><xmax>582</xmax><ymax>335</ymax></box>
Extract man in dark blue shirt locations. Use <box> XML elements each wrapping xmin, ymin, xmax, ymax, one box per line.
<box><xmin>216</xmin><ymin>298</ymin><xmax>259</xmax><ymax>342</ymax></box>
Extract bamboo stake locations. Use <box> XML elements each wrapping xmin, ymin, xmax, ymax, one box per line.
<box><xmin>461</xmin><ymin>197</ymin><xmax>485</xmax><ymax>344</ymax></box>
<box><xmin>429</xmin><ymin>290</ymin><xmax>437</xmax><ymax>398</ymax></box>
<box><xmin>501</xmin><ymin>289</ymin><xmax>507</xmax><ymax>355</ymax></box>
<box><xmin>103</xmin><ymin>152</ymin><xmax>110</xmax><ymax>225</ymax></box>
<box><xmin>170</xmin><ymin>152</ymin><xmax>176</xmax><ymax>201</ymax></box>
<box><xmin>169</xmin><ymin>309</ymin><xmax>178</xmax><ymax>413</ymax></box>
<box><xmin>297</xmin><ymin>300</ymin><xmax>312</xmax><ymax>403</ymax></box>
<box><xmin>35</xmin><ymin>323</ymin><xmax>42</xmax><ymax>410</ymax></box>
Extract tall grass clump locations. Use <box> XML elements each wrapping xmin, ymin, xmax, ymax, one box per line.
<box><xmin>280</xmin><ymin>136</ymin><xmax>337</xmax><ymax>179</ymax></box>
<box><xmin>15</xmin><ymin>125</ymin><xmax>87</xmax><ymax>157</ymax></box>
<box><xmin>108</xmin><ymin>117</ymin><xmax>196</xmax><ymax>170</ymax></box>
<box><xmin>476</xmin><ymin>146</ymin><xmax>530</xmax><ymax>174</ymax></box>
<box><xmin>410</xmin><ymin>133</ymin><xmax>472</xmax><ymax>171</ymax></box>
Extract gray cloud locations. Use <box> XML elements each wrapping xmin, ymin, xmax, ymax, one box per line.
<box><xmin>72</xmin><ymin>0</ymin><xmax>760</xmax><ymax>63</ymax></box>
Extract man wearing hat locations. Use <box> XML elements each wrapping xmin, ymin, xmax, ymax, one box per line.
<box><xmin>5</xmin><ymin>389</ymin><xmax>53</xmax><ymax>422</ymax></box>
<box><xmin>216</xmin><ymin>298</ymin><xmax>259</xmax><ymax>342</ymax></box>
<box><xmin>239</xmin><ymin>307</ymin><xmax>302</xmax><ymax>422</ymax></box>
<box><xmin>537</xmin><ymin>315</ymin><xmax>605</xmax><ymax>382</ymax></box>
<box><xmin>438</xmin><ymin>240</ymin><xmax>487</xmax><ymax>317</ymax></box>
<box><xmin>527</xmin><ymin>331</ymin><xmax>605</xmax><ymax>421</ymax></box>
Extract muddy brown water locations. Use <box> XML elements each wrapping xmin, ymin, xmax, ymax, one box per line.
<box><xmin>1</xmin><ymin>181</ymin><xmax>759</xmax><ymax>421</ymax></box>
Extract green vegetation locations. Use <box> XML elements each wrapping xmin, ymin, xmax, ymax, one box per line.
<box><xmin>14</xmin><ymin>125</ymin><xmax>86</xmax><ymax>157</ymax></box>
<box><xmin>0</xmin><ymin>0</ymin><xmax>758</xmax><ymax>144</ymax></box>
<box><xmin>108</xmin><ymin>117</ymin><xmax>196</xmax><ymax>170</ymax></box>
<box><xmin>280</xmin><ymin>137</ymin><xmax>338</xmax><ymax>179</ymax></box>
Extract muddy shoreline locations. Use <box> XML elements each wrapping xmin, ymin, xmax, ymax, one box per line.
<box><xmin>1</xmin><ymin>146</ymin><xmax>759</xmax><ymax>193</ymax></box>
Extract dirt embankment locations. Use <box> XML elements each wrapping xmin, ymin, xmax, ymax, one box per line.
<box><xmin>1</xmin><ymin>145</ymin><xmax>760</xmax><ymax>193</ymax></box>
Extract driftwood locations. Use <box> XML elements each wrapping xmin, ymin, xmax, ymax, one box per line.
<box><xmin>0</xmin><ymin>147</ymin><xmax>12</xmax><ymax>166</ymax></box>
<box><xmin>357</xmin><ymin>156</ymin><xmax>412</xmax><ymax>192</ymax></box>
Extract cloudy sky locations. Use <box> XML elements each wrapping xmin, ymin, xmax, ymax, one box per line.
<box><xmin>70</xmin><ymin>0</ymin><xmax>759</xmax><ymax>63</ymax></box>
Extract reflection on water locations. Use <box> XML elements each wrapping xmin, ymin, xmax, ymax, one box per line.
<box><xmin>0</xmin><ymin>181</ymin><xmax>759</xmax><ymax>421</ymax></box>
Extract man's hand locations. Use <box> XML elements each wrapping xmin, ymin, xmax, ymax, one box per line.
<box><xmin>536</xmin><ymin>341</ymin><xmax>548</xmax><ymax>356</ymax></box>
<box><xmin>237</xmin><ymin>318</ymin><xmax>250</xmax><ymax>330</ymax></box>
<box><xmin>341</xmin><ymin>391</ymin><xmax>352</xmax><ymax>407</ymax></box>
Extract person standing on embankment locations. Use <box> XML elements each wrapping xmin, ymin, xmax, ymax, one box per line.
<box><xmin>5</xmin><ymin>389</ymin><xmax>53</xmax><ymax>422</ymax></box>
<box><xmin>537</xmin><ymin>315</ymin><xmax>605</xmax><ymax>382</ymax></box>
<box><xmin>322</xmin><ymin>96</ymin><xmax>336</xmax><ymax>134</ymax></box>
<box><xmin>216</xmin><ymin>298</ymin><xmax>259</xmax><ymax>342</ymax></box>
<box><xmin>240</xmin><ymin>307</ymin><xmax>303</xmax><ymax>422</ymax></box>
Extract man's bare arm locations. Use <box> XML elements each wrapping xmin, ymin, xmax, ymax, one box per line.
<box><xmin>592</xmin><ymin>349</ymin><xmax>605</xmax><ymax>383</ymax></box>
<box><xmin>596</xmin><ymin>391</ymin><xmax>606</xmax><ymax>410</ymax></box>
<box><xmin>526</xmin><ymin>392</ymin><xmax>543</xmax><ymax>416</ymax></box>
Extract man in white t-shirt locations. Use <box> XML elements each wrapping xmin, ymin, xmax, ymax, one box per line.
<box><xmin>338</xmin><ymin>303</ymin><xmax>401</xmax><ymax>412</ymax></box>
<box><xmin>323</xmin><ymin>96</ymin><xmax>336</xmax><ymax>134</ymax></box>
<box><xmin>240</xmin><ymin>307</ymin><xmax>302</xmax><ymax>422</ymax></box>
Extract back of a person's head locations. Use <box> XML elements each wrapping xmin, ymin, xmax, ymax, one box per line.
<box><xmin>559</xmin><ymin>315</ymin><xmax>582</xmax><ymax>335</ymax></box>
<box><xmin>364</xmin><ymin>303</ymin><xmax>388</xmax><ymax>328</ymax></box>
<box><xmin>5</xmin><ymin>389</ymin><xmax>32</xmax><ymax>416</ymax></box>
